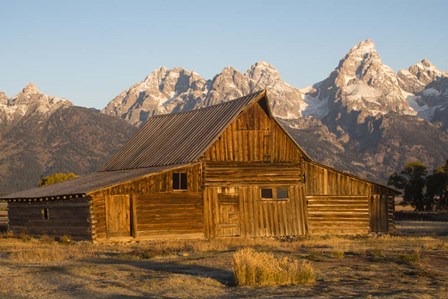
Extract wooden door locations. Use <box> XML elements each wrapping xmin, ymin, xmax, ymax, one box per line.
<box><xmin>106</xmin><ymin>195</ymin><xmax>131</xmax><ymax>238</ymax></box>
<box><xmin>217</xmin><ymin>187</ymin><xmax>240</xmax><ymax>237</ymax></box>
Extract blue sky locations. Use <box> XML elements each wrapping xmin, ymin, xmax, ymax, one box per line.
<box><xmin>1</xmin><ymin>0</ymin><xmax>447</xmax><ymax>108</ymax></box>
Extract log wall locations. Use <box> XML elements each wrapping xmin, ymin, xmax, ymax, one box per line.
<box><xmin>88</xmin><ymin>164</ymin><xmax>203</xmax><ymax>241</ymax></box>
<box><xmin>304</xmin><ymin>162</ymin><xmax>396</xmax><ymax>234</ymax></box>
<box><xmin>7</xmin><ymin>198</ymin><xmax>91</xmax><ymax>240</ymax></box>
<box><xmin>0</xmin><ymin>202</ymin><xmax>7</xmax><ymax>232</ymax></box>
<box><xmin>135</xmin><ymin>192</ymin><xmax>203</xmax><ymax>239</ymax></box>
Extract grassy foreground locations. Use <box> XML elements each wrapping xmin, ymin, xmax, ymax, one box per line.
<box><xmin>0</xmin><ymin>221</ymin><xmax>447</xmax><ymax>298</ymax></box>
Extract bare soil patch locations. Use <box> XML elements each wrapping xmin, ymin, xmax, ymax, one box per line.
<box><xmin>0</xmin><ymin>221</ymin><xmax>447</xmax><ymax>298</ymax></box>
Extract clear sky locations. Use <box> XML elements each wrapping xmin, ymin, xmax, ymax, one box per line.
<box><xmin>1</xmin><ymin>0</ymin><xmax>447</xmax><ymax>108</ymax></box>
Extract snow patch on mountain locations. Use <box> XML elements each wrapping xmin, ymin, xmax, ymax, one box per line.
<box><xmin>0</xmin><ymin>83</ymin><xmax>72</xmax><ymax>123</ymax></box>
<box><xmin>103</xmin><ymin>61</ymin><xmax>305</xmax><ymax>126</ymax></box>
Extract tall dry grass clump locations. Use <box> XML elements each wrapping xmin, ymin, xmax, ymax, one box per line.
<box><xmin>232</xmin><ymin>248</ymin><xmax>316</xmax><ymax>286</ymax></box>
<box><xmin>9</xmin><ymin>243</ymin><xmax>97</xmax><ymax>263</ymax></box>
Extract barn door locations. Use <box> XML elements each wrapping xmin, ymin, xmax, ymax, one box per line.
<box><xmin>106</xmin><ymin>195</ymin><xmax>131</xmax><ymax>238</ymax></box>
<box><xmin>217</xmin><ymin>187</ymin><xmax>240</xmax><ymax>237</ymax></box>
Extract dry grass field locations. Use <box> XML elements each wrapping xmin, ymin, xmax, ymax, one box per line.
<box><xmin>0</xmin><ymin>221</ymin><xmax>447</xmax><ymax>298</ymax></box>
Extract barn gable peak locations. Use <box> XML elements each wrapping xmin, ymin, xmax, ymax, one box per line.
<box><xmin>100</xmin><ymin>89</ymin><xmax>297</xmax><ymax>171</ymax></box>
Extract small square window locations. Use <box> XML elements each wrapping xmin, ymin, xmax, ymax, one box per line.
<box><xmin>173</xmin><ymin>173</ymin><xmax>187</xmax><ymax>190</ymax></box>
<box><xmin>41</xmin><ymin>208</ymin><xmax>50</xmax><ymax>220</ymax></box>
<box><xmin>277</xmin><ymin>187</ymin><xmax>289</xmax><ymax>200</ymax></box>
<box><xmin>261</xmin><ymin>188</ymin><xmax>273</xmax><ymax>199</ymax></box>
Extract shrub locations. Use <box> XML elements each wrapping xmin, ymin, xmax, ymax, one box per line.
<box><xmin>398</xmin><ymin>248</ymin><xmax>421</xmax><ymax>265</ymax></box>
<box><xmin>232</xmin><ymin>248</ymin><xmax>316</xmax><ymax>286</ymax></box>
<box><xmin>331</xmin><ymin>249</ymin><xmax>345</xmax><ymax>259</ymax></box>
<box><xmin>38</xmin><ymin>172</ymin><xmax>78</xmax><ymax>187</ymax></box>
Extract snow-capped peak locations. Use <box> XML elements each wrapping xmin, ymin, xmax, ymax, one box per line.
<box><xmin>305</xmin><ymin>39</ymin><xmax>415</xmax><ymax>118</ymax></box>
<box><xmin>397</xmin><ymin>58</ymin><xmax>445</xmax><ymax>94</ymax></box>
<box><xmin>21</xmin><ymin>82</ymin><xmax>41</xmax><ymax>95</ymax></box>
<box><xmin>343</xmin><ymin>39</ymin><xmax>378</xmax><ymax>64</ymax></box>
<box><xmin>348</xmin><ymin>39</ymin><xmax>376</xmax><ymax>55</ymax></box>
<box><xmin>143</xmin><ymin>66</ymin><xmax>168</xmax><ymax>83</ymax></box>
<box><xmin>246</xmin><ymin>61</ymin><xmax>280</xmax><ymax>77</ymax></box>
<box><xmin>0</xmin><ymin>84</ymin><xmax>72</xmax><ymax>121</ymax></box>
<box><xmin>419</xmin><ymin>58</ymin><xmax>440</xmax><ymax>71</ymax></box>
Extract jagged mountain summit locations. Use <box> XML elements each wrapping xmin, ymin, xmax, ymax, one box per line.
<box><xmin>102</xmin><ymin>67</ymin><xmax>208</xmax><ymax>126</ymax></box>
<box><xmin>0</xmin><ymin>83</ymin><xmax>72</xmax><ymax>127</ymax></box>
<box><xmin>398</xmin><ymin>58</ymin><xmax>444</xmax><ymax>94</ymax></box>
<box><xmin>102</xmin><ymin>61</ymin><xmax>304</xmax><ymax>126</ymax></box>
<box><xmin>0</xmin><ymin>83</ymin><xmax>137</xmax><ymax>194</ymax></box>
<box><xmin>397</xmin><ymin>59</ymin><xmax>448</xmax><ymax>127</ymax></box>
<box><xmin>301</xmin><ymin>39</ymin><xmax>415</xmax><ymax>122</ymax></box>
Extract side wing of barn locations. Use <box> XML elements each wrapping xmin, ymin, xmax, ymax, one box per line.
<box><xmin>304</xmin><ymin>161</ymin><xmax>398</xmax><ymax>235</ymax></box>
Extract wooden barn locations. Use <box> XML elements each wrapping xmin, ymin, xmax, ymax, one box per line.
<box><xmin>0</xmin><ymin>90</ymin><xmax>399</xmax><ymax>241</ymax></box>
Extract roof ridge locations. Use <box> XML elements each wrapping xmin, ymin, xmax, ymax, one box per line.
<box><xmin>148</xmin><ymin>89</ymin><xmax>266</xmax><ymax>119</ymax></box>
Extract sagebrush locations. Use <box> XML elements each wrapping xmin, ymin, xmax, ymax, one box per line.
<box><xmin>232</xmin><ymin>248</ymin><xmax>316</xmax><ymax>286</ymax></box>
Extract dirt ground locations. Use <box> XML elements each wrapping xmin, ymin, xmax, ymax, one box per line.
<box><xmin>0</xmin><ymin>221</ymin><xmax>447</xmax><ymax>298</ymax></box>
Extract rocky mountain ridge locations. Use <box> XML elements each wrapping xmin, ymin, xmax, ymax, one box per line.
<box><xmin>102</xmin><ymin>61</ymin><xmax>304</xmax><ymax>126</ymax></box>
<box><xmin>0</xmin><ymin>84</ymin><xmax>137</xmax><ymax>194</ymax></box>
<box><xmin>0</xmin><ymin>83</ymin><xmax>72</xmax><ymax>122</ymax></box>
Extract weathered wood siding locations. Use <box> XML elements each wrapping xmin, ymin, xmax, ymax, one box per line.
<box><xmin>204</xmin><ymin>185</ymin><xmax>308</xmax><ymax>239</ymax></box>
<box><xmin>306</xmin><ymin>195</ymin><xmax>370</xmax><ymax>234</ymax></box>
<box><xmin>202</xmin><ymin>102</ymin><xmax>308</xmax><ymax>238</ymax></box>
<box><xmin>204</xmin><ymin>102</ymin><xmax>303</xmax><ymax>162</ymax></box>
<box><xmin>135</xmin><ymin>192</ymin><xmax>203</xmax><ymax>239</ymax></box>
<box><xmin>370</xmin><ymin>195</ymin><xmax>395</xmax><ymax>233</ymax></box>
<box><xmin>88</xmin><ymin>164</ymin><xmax>203</xmax><ymax>241</ymax></box>
<box><xmin>305</xmin><ymin>162</ymin><xmax>395</xmax><ymax>234</ymax></box>
<box><xmin>7</xmin><ymin>198</ymin><xmax>91</xmax><ymax>240</ymax></box>
<box><xmin>0</xmin><ymin>202</ymin><xmax>7</xmax><ymax>232</ymax></box>
<box><xmin>204</xmin><ymin>161</ymin><xmax>303</xmax><ymax>186</ymax></box>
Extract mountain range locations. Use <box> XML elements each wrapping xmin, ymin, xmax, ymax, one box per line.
<box><xmin>1</xmin><ymin>39</ymin><xmax>447</xmax><ymax>194</ymax></box>
<box><xmin>0</xmin><ymin>84</ymin><xmax>137</xmax><ymax>194</ymax></box>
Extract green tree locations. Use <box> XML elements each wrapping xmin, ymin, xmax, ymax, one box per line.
<box><xmin>38</xmin><ymin>172</ymin><xmax>79</xmax><ymax>187</ymax></box>
<box><xmin>425</xmin><ymin>160</ymin><xmax>448</xmax><ymax>211</ymax></box>
<box><xmin>388</xmin><ymin>162</ymin><xmax>428</xmax><ymax>211</ymax></box>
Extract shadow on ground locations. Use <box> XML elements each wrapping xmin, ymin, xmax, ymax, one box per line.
<box><xmin>88</xmin><ymin>257</ymin><xmax>235</xmax><ymax>286</ymax></box>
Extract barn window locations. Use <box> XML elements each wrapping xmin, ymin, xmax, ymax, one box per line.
<box><xmin>173</xmin><ymin>173</ymin><xmax>187</xmax><ymax>190</ymax></box>
<box><xmin>276</xmin><ymin>187</ymin><xmax>289</xmax><ymax>200</ymax></box>
<box><xmin>261</xmin><ymin>187</ymin><xmax>290</xmax><ymax>201</ymax></box>
<box><xmin>41</xmin><ymin>208</ymin><xmax>50</xmax><ymax>220</ymax></box>
<box><xmin>261</xmin><ymin>188</ymin><xmax>273</xmax><ymax>199</ymax></box>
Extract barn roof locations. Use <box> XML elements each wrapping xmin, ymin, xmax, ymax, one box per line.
<box><xmin>0</xmin><ymin>164</ymin><xmax>189</xmax><ymax>200</ymax></box>
<box><xmin>100</xmin><ymin>90</ymin><xmax>270</xmax><ymax>171</ymax></box>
